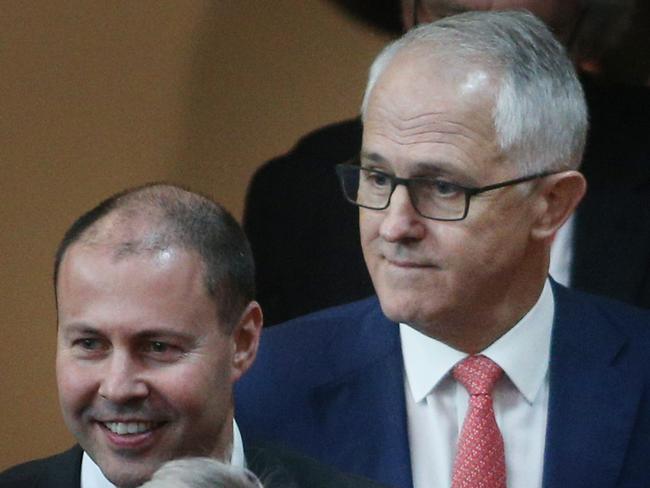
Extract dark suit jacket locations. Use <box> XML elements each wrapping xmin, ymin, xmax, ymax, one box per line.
<box><xmin>235</xmin><ymin>284</ymin><xmax>650</xmax><ymax>488</ymax></box>
<box><xmin>0</xmin><ymin>443</ymin><xmax>387</xmax><ymax>488</ymax></box>
<box><xmin>243</xmin><ymin>77</ymin><xmax>650</xmax><ymax>325</ymax></box>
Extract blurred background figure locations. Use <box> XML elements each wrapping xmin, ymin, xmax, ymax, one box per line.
<box><xmin>244</xmin><ymin>0</ymin><xmax>650</xmax><ymax>326</ymax></box>
<box><xmin>139</xmin><ymin>458</ymin><xmax>263</xmax><ymax>488</ymax></box>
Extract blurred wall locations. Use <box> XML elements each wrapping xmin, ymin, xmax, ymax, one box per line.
<box><xmin>0</xmin><ymin>0</ymin><xmax>391</xmax><ymax>469</ymax></box>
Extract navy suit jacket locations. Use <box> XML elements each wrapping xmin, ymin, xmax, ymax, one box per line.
<box><xmin>236</xmin><ymin>284</ymin><xmax>650</xmax><ymax>488</ymax></box>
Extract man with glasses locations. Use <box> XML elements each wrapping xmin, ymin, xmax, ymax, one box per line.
<box><xmin>244</xmin><ymin>0</ymin><xmax>650</xmax><ymax>327</ymax></box>
<box><xmin>237</xmin><ymin>11</ymin><xmax>650</xmax><ymax>488</ymax></box>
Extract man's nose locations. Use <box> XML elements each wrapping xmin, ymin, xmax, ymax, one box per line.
<box><xmin>98</xmin><ymin>351</ymin><xmax>149</xmax><ymax>404</ymax></box>
<box><xmin>379</xmin><ymin>184</ymin><xmax>426</xmax><ymax>242</ymax></box>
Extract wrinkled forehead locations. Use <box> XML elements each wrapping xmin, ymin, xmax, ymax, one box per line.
<box><xmin>368</xmin><ymin>46</ymin><xmax>498</xmax><ymax>119</ymax></box>
<box><xmin>362</xmin><ymin>48</ymin><xmax>505</xmax><ymax>178</ymax></box>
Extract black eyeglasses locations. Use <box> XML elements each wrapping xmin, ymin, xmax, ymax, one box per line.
<box><xmin>335</xmin><ymin>163</ymin><xmax>555</xmax><ymax>221</ymax></box>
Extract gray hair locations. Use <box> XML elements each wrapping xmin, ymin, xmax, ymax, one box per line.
<box><xmin>138</xmin><ymin>458</ymin><xmax>263</xmax><ymax>488</ymax></box>
<box><xmin>361</xmin><ymin>10</ymin><xmax>588</xmax><ymax>173</ymax></box>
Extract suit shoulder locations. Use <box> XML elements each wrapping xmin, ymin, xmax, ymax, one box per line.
<box><xmin>0</xmin><ymin>446</ymin><xmax>82</xmax><ymax>487</ymax></box>
<box><xmin>249</xmin><ymin>118</ymin><xmax>362</xmax><ymax>181</ymax></box>
<box><xmin>247</xmin><ymin>443</ymin><xmax>388</xmax><ymax>488</ymax></box>
<box><xmin>261</xmin><ymin>296</ymin><xmax>382</xmax><ymax>349</ymax></box>
<box><xmin>243</xmin><ymin>118</ymin><xmax>362</xmax><ymax>230</ymax></box>
<box><xmin>235</xmin><ymin>297</ymin><xmax>389</xmax><ymax>415</ymax></box>
<box><xmin>272</xmin><ymin>117</ymin><xmax>361</xmax><ymax>163</ymax></box>
<box><xmin>576</xmin><ymin>288</ymin><xmax>650</xmax><ymax>328</ymax></box>
<box><xmin>290</xmin><ymin>118</ymin><xmax>362</xmax><ymax>157</ymax></box>
<box><xmin>555</xmin><ymin>284</ymin><xmax>650</xmax><ymax>345</ymax></box>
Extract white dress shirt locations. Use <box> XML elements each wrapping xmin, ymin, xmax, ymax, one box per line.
<box><xmin>401</xmin><ymin>279</ymin><xmax>554</xmax><ymax>488</ymax></box>
<box><xmin>80</xmin><ymin>419</ymin><xmax>246</xmax><ymax>488</ymax></box>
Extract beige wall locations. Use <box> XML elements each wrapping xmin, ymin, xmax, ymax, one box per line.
<box><xmin>0</xmin><ymin>1</ymin><xmax>391</xmax><ymax>469</ymax></box>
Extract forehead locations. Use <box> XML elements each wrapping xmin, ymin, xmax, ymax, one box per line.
<box><xmin>372</xmin><ymin>46</ymin><xmax>496</xmax><ymax>112</ymax></box>
<box><xmin>57</xmin><ymin>243</ymin><xmax>217</xmax><ymax>333</ymax></box>
<box><xmin>363</xmin><ymin>49</ymin><xmax>503</xmax><ymax>177</ymax></box>
<box><xmin>60</xmin><ymin>242</ymin><xmax>201</xmax><ymax>288</ymax></box>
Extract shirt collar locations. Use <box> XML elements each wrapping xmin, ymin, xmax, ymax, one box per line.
<box><xmin>80</xmin><ymin>418</ymin><xmax>246</xmax><ymax>488</ymax></box>
<box><xmin>80</xmin><ymin>451</ymin><xmax>116</xmax><ymax>488</ymax></box>
<box><xmin>231</xmin><ymin>418</ymin><xmax>246</xmax><ymax>469</ymax></box>
<box><xmin>400</xmin><ymin>279</ymin><xmax>554</xmax><ymax>405</ymax></box>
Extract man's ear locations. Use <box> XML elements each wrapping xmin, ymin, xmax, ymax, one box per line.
<box><xmin>230</xmin><ymin>301</ymin><xmax>263</xmax><ymax>383</ymax></box>
<box><xmin>531</xmin><ymin>170</ymin><xmax>587</xmax><ymax>241</ymax></box>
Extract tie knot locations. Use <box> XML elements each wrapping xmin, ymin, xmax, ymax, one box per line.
<box><xmin>453</xmin><ymin>355</ymin><xmax>503</xmax><ymax>396</ymax></box>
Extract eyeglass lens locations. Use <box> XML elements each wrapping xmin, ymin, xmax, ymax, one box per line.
<box><xmin>339</xmin><ymin>166</ymin><xmax>468</xmax><ymax>220</ymax></box>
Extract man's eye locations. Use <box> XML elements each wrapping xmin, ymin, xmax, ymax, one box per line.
<box><xmin>76</xmin><ymin>338</ymin><xmax>102</xmax><ymax>350</ymax></box>
<box><xmin>143</xmin><ymin>341</ymin><xmax>183</xmax><ymax>361</ymax></box>
<box><xmin>147</xmin><ymin>341</ymin><xmax>169</xmax><ymax>353</ymax></box>
<box><xmin>365</xmin><ymin>171</ymin><xmax>391</xmax><ymax>187</ymax></box>
<box><xmin>432</xmin><ymin>180</ymin><xmax>462</xmax><ymax>196</ymax></box>
<box><xmin>71</xmin><ymin>338</ymin><xmax>108</xmax><ymax>357</ymax></box>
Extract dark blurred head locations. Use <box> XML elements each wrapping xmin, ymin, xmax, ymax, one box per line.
<box><xmin>403</xmin><ymin>0</ymin><xmax>644</xmax><ymax>84</ymax></box>
<box><xmin>331</xmin><ymin>0</ymin><xmax>646</xmax><ymax>85</ymax></box>
<box><xmin>401</xmin><ymin>0</ymin><xmax>585</xmax><ymax>42</ymax></box>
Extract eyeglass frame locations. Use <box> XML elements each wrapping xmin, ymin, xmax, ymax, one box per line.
<box><xmin>335</xmin><ymin>162</ymin><xmax>558</xmax><ymax>222</ymax></box>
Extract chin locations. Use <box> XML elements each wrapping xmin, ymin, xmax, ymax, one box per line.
<box><xmin>377</xmin><ymin>286</ymin><xmax>452</xmax><ymax>332</ymax></box>
<box><xmin>377</xmin><ymin>290</ymin><xmax>419</xmax><ymax>324</ymax></box>
<box><xmin>95</xmin><ymin>455</ymin><xmax>158</xmax><ymax>488</ymax></box>
<box><xmin>103</xmin><ymin>468</ymin><xmax>152</xmax><ymax>488</ymax></box>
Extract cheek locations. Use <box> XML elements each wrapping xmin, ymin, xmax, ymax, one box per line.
<box><xmin>430</xmin><ymin>220</ymin><xmax>508</xmax><ymax>282</ymax></box>
<box><xmin>161</xmin><ymin>358</ymin><xmax>232</xmax><ymax>415</ymax></box>
<box><xmin>56</xmin><ymin>357</ymin><xmax>99</xmax><ymax>437</ymax></box>
<box><xmin>359</xmin><ymin>212</ymin><xmax>380</xmax><ymax>252</ymax></box>
<box><xmin>56</xmin><ymin>356</ymin><xmax>93</xmax><ymax>410</ymax></box>
<box><xmin>451</xmin><ymin>211</ymin><xmax>530</xmax><ymax>273</ymax></box>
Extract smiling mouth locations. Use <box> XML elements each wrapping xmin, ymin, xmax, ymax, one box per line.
<box><xmin>103</xmin><ymin>421</ymin><xmax>160</xmax><ymax>435</ymax></box>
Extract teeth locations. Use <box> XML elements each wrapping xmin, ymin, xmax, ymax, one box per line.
<box><xmin>105</xmin><ymin>421</ymin><xmax>154</xmax><ymax>435</ymax></box>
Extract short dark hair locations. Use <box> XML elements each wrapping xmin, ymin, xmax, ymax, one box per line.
<box><xmin>53</xmin><ymin>183</ymin><xmax>255</xmax><ymax>329</ymax></box>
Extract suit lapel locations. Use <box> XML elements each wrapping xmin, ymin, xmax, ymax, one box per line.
<box><xmin>32</xmin><ymin>445</ymin><xmax>83</xmax><ymax>488</ymax></box>
<box><xmin>543</xmin><ymin>285</ymin><xmax>643</xmax><ymax>488</ymax></box>
<box><xmin>311</xmin><ymin>302</ymin><xmax>413</xmax><ymax>488</ymax></box>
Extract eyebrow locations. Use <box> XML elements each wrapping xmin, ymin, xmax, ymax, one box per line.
<box><xmin>136</xmin><ymin>330</ymin><xmax>196</xmax><ymax>343</ymax></box>
<box><xmin>59</xmin><ymin>323</ymin><xmax>101</xmax><ymax>337</ymax></box>
<box><xmin>359</xmin><ymin>151</ymin><xmax>472</xmax><ymax>181</ymax></box>
<box><xmin>59</xmin><ymin>323</ymin><xmax>194</xmax><ymax>343</ymax></box>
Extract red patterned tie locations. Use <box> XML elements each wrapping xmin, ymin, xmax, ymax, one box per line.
<box><xmin>451</xmin><ymin>355</ymin><xmax>506</xmax><ymax>488</ymax></box>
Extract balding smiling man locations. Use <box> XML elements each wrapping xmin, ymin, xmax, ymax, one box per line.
<box><xmin>237</xmin><ymin>11</ymin><xmax>650</xmax><ymax>488</ymax></box>
<box><xmin>0</xmin><ymin>184</ymin><xmax>387</xmax><ymax>488</ymax></box>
